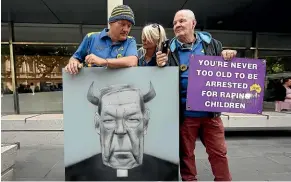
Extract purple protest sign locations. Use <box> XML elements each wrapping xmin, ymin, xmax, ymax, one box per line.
<box><xmin>186</xmin><ymin>55</ymin><xmax>266</xmax><ymax>114</ymax></box>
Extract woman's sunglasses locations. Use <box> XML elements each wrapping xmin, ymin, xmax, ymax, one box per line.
<box><xmin>152</xmin><ymin>23</ymin><xmax>161</xmax><ymax>35</ymax></box>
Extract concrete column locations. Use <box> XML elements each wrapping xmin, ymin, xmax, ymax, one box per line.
<box><xmin>8</xmin><ymin>21</ymin><xmax>20</xmax><ymax>114</ymax></box>
<box><xmin>107</xmin><ymin>0</ymin><xmax>123</xmax><ymax>28</ymax></box>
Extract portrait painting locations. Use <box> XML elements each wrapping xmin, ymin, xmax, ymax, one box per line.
<box><xmin>63</xmin><ymin>67</ymin><xmax>179</xmax><ymax>181</ymax></box>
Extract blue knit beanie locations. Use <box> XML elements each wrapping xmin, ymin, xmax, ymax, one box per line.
<box><xmin>108</xmin><ymin>5</ymin><xmax>135</xmax><ymax>25</ymax></box>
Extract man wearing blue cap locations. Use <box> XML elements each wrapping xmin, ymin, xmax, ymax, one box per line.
<box><xmin>65</xmin><ymin>5</ymin><xmax>138</xmax><ymax>74</ymax></box>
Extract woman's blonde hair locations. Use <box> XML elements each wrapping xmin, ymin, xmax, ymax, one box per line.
<box><xmin>139</xmin><ymin>23</ymin><xmax>167</xmax><ymax>58</ymax></box>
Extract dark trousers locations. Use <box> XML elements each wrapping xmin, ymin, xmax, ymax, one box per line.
<box><xmin>180</xmin><ymin>117</ymin><xmax>232</xmax><ymax>181</ymax></box>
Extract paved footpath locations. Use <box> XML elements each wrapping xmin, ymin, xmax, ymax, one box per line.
<box><xmin>12</xmin><ymin>131</ymin><xmax>291</xmax><ymax>181</ymax></box>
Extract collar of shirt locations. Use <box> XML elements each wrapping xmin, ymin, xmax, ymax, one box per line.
<box><xmin>99</xmin><ymin>28</ymin><xmax>123</xmax><ymax>46</ymax></box>
<box><xmin>100</xmin><ymin>28</ymin><xmax>110</xmax><ymax>39</ymax></box>
<box><xmin>139</xmin><ymin>51</ymin><xmax>157</xmax><ymax>66</ymax></box>
<box><xmin>175</xmin><ymin>33</ymin><xmax>202</xmax><ymax>51</ymax></box>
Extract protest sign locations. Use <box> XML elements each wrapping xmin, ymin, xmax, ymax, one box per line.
<box><xmin>63</xmin><ymin>67</ymin><xmax>179</xmax><ymax>181</ymax></box>
<box><xmin>186</xmin><ymin>55</ymin><xmax>266</xmax><ymax>114</ymax></box>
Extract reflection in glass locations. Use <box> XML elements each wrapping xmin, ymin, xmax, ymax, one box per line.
<box><xmin>259</xmin><ymin>51</ymin><xmax>291</xmax><ymax>110</ymax></box>
<box><xmin>1</xmin><ymin>44</ymin><xmax>15</xmax><ymax>114</ymax></box>
<box><xmin>1</xmin><ymin>45</ymin><xmax>13</xmax><ymax>95</ymax></box>
<box><xmin>14</xmin><ymin>45</ymin><xmax>77</xmax><ymax>94</ymax></box>
<box><xmin>13</xmin><ymin>45</ymin><xmax>77</xmax><ymax>113</ymax></box>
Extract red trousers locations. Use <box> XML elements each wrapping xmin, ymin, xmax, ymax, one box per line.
<box><xmin>180</xmin><ymin>117</ymin><xmax>232</xmax><ymax>181</ymax></box>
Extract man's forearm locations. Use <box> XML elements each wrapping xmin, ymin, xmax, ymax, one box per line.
<box><xmin>106</xmin><ymin>56</ymin><xmax>138</xmax><ymax>68</ymax></box>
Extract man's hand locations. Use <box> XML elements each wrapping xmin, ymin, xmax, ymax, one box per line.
<box><xmin>85</xmin><ymin>54</ymin><xmax>107</xmax><ymax>66</ymax></box>
<box><xmin>221</xmin><ymin>50</ymin><xmax>237</xmax><ymax>61</ymax></box>
<box><xmin>156</xmin><ymin>51</ymin><xmax>168</xmax><ymax>67</ymax></box>
<box><xmin>65</xmin><ymin>58</ymin><xmax>82</xmax><ymax>75</ymax></box>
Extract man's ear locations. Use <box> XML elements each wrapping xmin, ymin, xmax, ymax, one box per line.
<box><xmin>108</xmin><ymin>22</ymin><xmax>114</xmax><ymax>29</ymax></box>
<box><xmin>143</xmin><ymin>109</ymin><xmax>150</xmax><ymax>135</ymax></box>
<box><xmin>192</xmin><ymin>19</ymin><xmax>196</xmax><ymax>30</ymax></box>
<box><xmin>94</xmin><ymin>112</ymin><xmax>101</xmax><ymax>135</ymax></box>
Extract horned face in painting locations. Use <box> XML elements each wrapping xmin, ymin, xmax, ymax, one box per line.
<box><xmin>87</xmin><ymin>82</ymin><xmax>156</xmax><ymax>169</ymax></box>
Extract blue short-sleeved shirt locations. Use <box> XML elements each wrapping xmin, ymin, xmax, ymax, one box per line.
<box><xmin>72</xmin><ymin>28</ymin><xmax>138</xmax><ymax>67</ymax></box>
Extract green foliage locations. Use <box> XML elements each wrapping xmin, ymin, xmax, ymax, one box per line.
<box><xmin>266</xmin><ymin>57</ymin><xmax>285</xmax><ymax>74</ymax></box>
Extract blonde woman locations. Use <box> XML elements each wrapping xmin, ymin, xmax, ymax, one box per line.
<box><xmin>138</xmin><ymin>23</ymin><xmax>167</xmax><ymax>66</ymax></box>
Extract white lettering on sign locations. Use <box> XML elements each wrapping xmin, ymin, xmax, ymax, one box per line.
<box><xmin>201</xmin><ymin>90</ymin><xmax>218</xmax><ymax>97</ymax></box>
<box><xmin>230</xmin><ymin>62</ymin><xmax>258</xmax><ymax>70</ymax></box>
<box><xmin>220</xmin><ymin>92</ymin><xmax>252</xmax><ymax>99</ymax></box>
<box><xmin>198</xmin><ymin>59</ymin><xmax>229</xmax><ymax>68</ymax></box>
<box><xmin>196</xmin><ymin>70</ymin><xmax>213</xmax><ymax>76</ymax></box>
<box><xmin>205</xmin><ymin>81</ymin><xmax>248</xmax><ymax>89</ymax></box>
<box><xmin>216</xmin><ymin>71</ymin><xmax>232</xmax><ymax>78</ymax></box>
<box><xmin>205</xmin><ymin>101</ymin><xmax>246</xmax><ymax>109</ymax></box>
<box><xmin>247</xmin><ymin>73</ymin><xmax>258</xmax><ymax>80</ymax></box>
<box><xmin>234</xmin><ymin>72</ymin><xmax>245</xmax><ymax>79</ymax></box>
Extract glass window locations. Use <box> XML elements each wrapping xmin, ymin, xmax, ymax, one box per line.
<box><xmin>14</xmin><ymin>44</ymin><xmax>77</xmax><ymax>114</ymax></box>
<box><xmin>258</xmin><ymin>50</ymin><xmax>291</xmax><ymax>111</ymax></box>
<box><xmin>1</xmin><ymin>44</ymin><xmax>15</xmax><ymax>114</ymax></box>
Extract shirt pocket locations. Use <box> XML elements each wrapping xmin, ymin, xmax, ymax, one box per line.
<box><xmin>90</xmin><ymin>44</ymin><xmax>109</xmax><ymax>58</ymax></box>
<box><xmin>110</xmin><ymin>46</ymin><xmax>125</xmax><ymax>59</ymax></box>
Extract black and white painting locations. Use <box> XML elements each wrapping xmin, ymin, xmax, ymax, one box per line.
<box><xmin>63</xmin><ymin>67</ymin><xmax>179</xmax><ymax>181</ymax></box>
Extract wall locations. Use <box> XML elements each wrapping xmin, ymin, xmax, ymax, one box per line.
<box><xmin>1</xmin><ymin>23</ymin><xmax>291</xmax><ymax>114</ymax></box>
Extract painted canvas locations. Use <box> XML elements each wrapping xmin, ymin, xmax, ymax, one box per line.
<box><xmin>63</xmin><ymin>67</ymin><xmax>179</xmax><ymax>181</ymax></box>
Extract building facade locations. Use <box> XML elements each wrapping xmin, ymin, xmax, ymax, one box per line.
<box><xmin>1</xmin><ymin>6</ymin><xmax>291</xmax><ymax>114</ymax></box>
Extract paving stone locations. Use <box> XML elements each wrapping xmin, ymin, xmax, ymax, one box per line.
<box><xmin>44</xmin><ymin>161</ymin><xmax>65</xmax><ymax>179</ymax></box>
<box><xmin>12</xmin><ymin>135</ymin><xmax>291</xmax><ymax>180</ymax></box>
<box><xmin>197</xmin><ymin>174</ymin><xmax>214</xmax><ymax>181</ymax></box>
<box><xmin>242</xmin><ymin>145</ymin><xmax>289</xmax><ymax>157</ymax></box>
<box><xmin>266</xmin><ymin>155</ymin><xmax>291</xmax><ymax>165</ymax></box>
<box><xmin>228</xmin><ymin>157</ymin><xmax>291</xmax><ymax>174</ymax></box>
<box><xmin>15</xmin><ymin>164</ymin><xmax>53</xmax><ymax>178</ymax></box>
<box><xmin>259</xmin><ymin>172</ymin><xmax>291</xmax><ymax>181</ymax></box>
<box><xmin>225</xmin><ymin>148</ymin><xmax>256</xmax><ymax>158</ymax></box>
<box><xmin>231</xmin><ymin>172</ymin><xmax>263</xmax><ymax>181</ymax></box>
<box><xmin>14</xmin><ymin>178</ymin><xmax>46</xmax><ymax>181</ymax></box>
